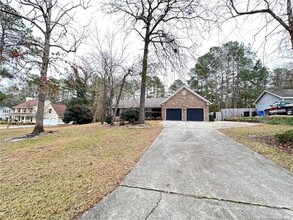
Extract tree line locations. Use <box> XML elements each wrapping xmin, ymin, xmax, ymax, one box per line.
<box><xmin>2</xmin><ymin>39</ymin><xmax>292</xmax><ymax>116</ymax></box>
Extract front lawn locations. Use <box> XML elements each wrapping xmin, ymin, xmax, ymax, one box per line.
<box><xmin>0</xmin><ymin>122</ymin><xmax>162</xmax><ymax>219</ymax></box>
<box><xmin>220</xmin><ymin>124</ymin><xmax>293</xmax><ymax>172</ymax></box>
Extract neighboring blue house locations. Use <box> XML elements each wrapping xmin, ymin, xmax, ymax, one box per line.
<box><xmin>254</xmin><ymin>89</ymin><xmax>293</xmax><ymax>114</ymax></box>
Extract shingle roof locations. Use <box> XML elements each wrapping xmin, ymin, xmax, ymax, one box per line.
<box><xmin>13</xmin><ymin>100</ymin><xmax>66</xmax><ymax>117</ymax></box>
<box><xmin>254</xmin><ymin>89</ymin><xmax>293</xmax><ymax>104</ymax></box>
<box><xmin>52</xmin><ymin>103</ymin><xmax>66</xmax><ymax>117</ymax></box>
<box><xmin>117</xmin><ymin>98</ymin><xmax>166</xmax><ymax>108</ymax></box>
<box><xmin>13</xmin><ymin>100</ymin><xmax>38</xmax><ymax>108</ymax></box>
<box><xmin>270</xmin><ymin>89</ymin><xmax>293</xmax><ymax>98</ymax></box>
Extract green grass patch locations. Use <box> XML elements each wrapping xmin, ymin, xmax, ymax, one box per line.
<box><xmin>224</xmin><ymin>116</ymin><xmax>293</xmax><ymax>125</ymax></box>
<box><xmin>0</xmin><ymin>122</ymin><xmax>162</xmax><ymax>220</ymax></box>
<box><xmin>276</xmin><ymin>130</ymin><xmax>293</xmax><ymax>142</ymax></box>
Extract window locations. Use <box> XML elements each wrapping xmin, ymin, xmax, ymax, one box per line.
<box><xmin>23</xmin><ymin>109</ymin><xmax>26</xmax><ymax>113</ymax></box>
<box><xmin>17</xmin><ymin>108</ymin><xmax>21</xmax><ymax>113</ymax></box>
<box><xmin>48</xmin><ymin>109</ymin><xmax>52</xmax><ymax>113</ymax></box>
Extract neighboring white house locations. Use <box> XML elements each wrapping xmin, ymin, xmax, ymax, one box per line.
<box><xmin>254</xmin><ymin>89</ymin><xmax>293</xmax><ymax>113</ymax></box>
<box><xmin>0</xmin><ymin>107</ymin><xmax>14</xmax><ymax>121</ymax></box>
<box><xmin>10</xmin><ymin>98</ymin><xmax>66</xmax><ymax>125</ymax></box>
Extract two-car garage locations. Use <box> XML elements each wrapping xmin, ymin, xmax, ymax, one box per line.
<box><xmin>162</xmin><ymin>86</ymin><xmax>211</xmax><ymax>122</ymax></box>
<box><xmin>166</xmin><ymin>108</ymin><xmax>204</xmax><ymax>121</ymax></box>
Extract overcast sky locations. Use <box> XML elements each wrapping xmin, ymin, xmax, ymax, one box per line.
<box><xmin>5</xmin><ymin>0</ymin><xmax>293</xmax><ymax>87</ymax></box>
<box><xmin>74</xmin><ymin>1</ymin><xmax>292</xmax><ymax>85</ymax></box>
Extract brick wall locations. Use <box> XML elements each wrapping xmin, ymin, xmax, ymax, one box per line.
<box><xmin>162</xmin><ymin>88</ymin><xmax>209</xmax><ymax>121</ymax></box>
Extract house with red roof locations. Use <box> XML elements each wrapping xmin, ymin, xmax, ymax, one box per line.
<box><xmin>11</xmin><ymin>98</ymin><xmax>66</xmax><ymax>125</ymax></box>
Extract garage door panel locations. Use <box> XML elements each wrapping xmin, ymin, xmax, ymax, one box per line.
<box><xmin>187</xmin><ymin>108</ymin><xmax>203</xmax><ymax>121</ymax></box>
<box><xmin>43</xmin><ymin>118</ymin><xmax>58</xmax><ymax>125</ymax></box>
<box><xmin>166</xmin><ymin>109</ymin><xmax>182</xmax><ymax>121</ymax></box>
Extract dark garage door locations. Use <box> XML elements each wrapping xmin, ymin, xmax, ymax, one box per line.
<box><xmin>166</xmin><ymin>108</ymin><xmax>182</xmax><ymax>121</ymax></box>
<box><xmin>187</xmin><ymin>108</ymin><xmax>204</xmax><ymax>121</ymax></box>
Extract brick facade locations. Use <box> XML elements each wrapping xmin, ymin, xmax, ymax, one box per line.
<box><xmin>161</xmin><ymin>88</ymin><xmax>210</xmax><ymax>121</ymax></box>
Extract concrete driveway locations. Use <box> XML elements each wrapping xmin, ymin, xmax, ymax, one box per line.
<box><xmin>80</xmin><ymin>121</ymin><xmax>293</xmax><ymax>220</ymax></box>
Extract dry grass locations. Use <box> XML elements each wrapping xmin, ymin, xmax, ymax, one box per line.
<box><xmin>220</xmin><ymin>124</ymin><xmax>293</xmax><ymax>172</ymax></box>
<box><xmin>0</xmin><ymin>122</ymin><xmax>162</xmax><ymax>220</ymax></box>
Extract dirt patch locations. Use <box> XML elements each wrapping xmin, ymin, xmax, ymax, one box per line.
<box><xmin>251</xmin><ymin>135</ymin><xmax>293</xmax><ymax>154</ymax></box>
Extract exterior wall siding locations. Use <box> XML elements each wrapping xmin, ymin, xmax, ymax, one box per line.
<box><xmin>0</xmin><ymin>107</ymin><xmax>13</xmax><ymax>120</ymax></box>
<box><xmin>162</xmin><ymin>88</ymin><xmax>209</xmax><ymax>121</ymax></box>
<box><xmin>256</xmin><ymin>93</ymin><xmax>280</xmax><ymax>112</ymax></box>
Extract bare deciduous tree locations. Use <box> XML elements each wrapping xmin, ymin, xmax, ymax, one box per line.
<box><xmin>111</xmin><ymin>67</ymin><xmax>133</xmax><ymax>125</ymax></box>
<box><xmin>0</xmin><ymin>0</ymin><xmax>90</xmax><ymax>134</ymax></box>
<box><xmin>228</xmin><ymin>0</ymin><xmax>293</xmax><ymax>51</ymax></box>
<box><xmin>103</xmin><ymin>0</ymin><xmax>216</xmax><ymax>123</ymax></box>
<box><xmin>86</xmin><ymin>30</ymin><xmax>130</xmax><ymax>124</ymax></box>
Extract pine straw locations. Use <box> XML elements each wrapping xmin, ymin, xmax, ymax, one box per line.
<box><xmin>0</xmin><ymin>122</ymin><xmax>162</xmax><ymax>220</ymax></box>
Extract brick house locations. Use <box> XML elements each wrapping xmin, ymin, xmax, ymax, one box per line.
<box><xmin>115</xmin><ymin>86</ymin><xmax>211</xmax><ymax>121</ymax></box>
<box><xmin>161</xmin><ymin>86</ymin><xmax>211</xmax><ymax>121</ymax></box>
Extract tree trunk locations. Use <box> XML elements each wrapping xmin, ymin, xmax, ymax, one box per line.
<box><xmin>32</xmin><ymin>2</ymin><xmax>51</xmax><ymax>135</ymax></box>
<box><xmin>108</xmin><ymin>75</ymin><xmax>115</xmax><ymax>115</ymax></box>
<box><xmin>101</xmin><ymin>76</ymin><xmax>107</xmax><ymax>124</ymax></box>
<box><xmin>92</xmin><ymin>90</ymin><xmax>99</xmax><ymax>123</ymax></box>
<box><xmin>0</xmin><ymin>25</ymin><xmax>5</xmax><ymax>60</ymax></box>
<box><xmin>290</xmin><ymin>30</ymin><xmax>293</xmax><ymax>50</ymax></box>
<box><xmin>32</xmin><ymin>32</ymin><xmax>50</xmax><ymax>134</ymax></box>
<box><xmin>111</xmin><ymin>71</ymin><xmax>129</xmax><ymax>125</ymax></box>
<box><xmin>287</xmin><ymin>0</ymin><xmax>293</xmax><ymax>49</ymax></box>
<box><xmin>138</xmin><ymin>26</ymin><xmax>150</xmax><ymax>124</ymax></box>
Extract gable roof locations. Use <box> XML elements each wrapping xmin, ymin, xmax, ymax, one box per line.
<box><xmin>161</xmin><ymin>86</ymin><xmax>211</xmax><ymax>105</ymax></box>
<box><xmin>13</xmin><ymin>100</ymin><xmax>66</xmax><ymax>117</ymax></box>
<box><xmin>13</xmin><ymin>100</ymin><xmax>38</xmax><ymax>108</ymax></box>
<box><xmin>254</xmin><ymin>89</ymin><xmax>293</xmax><ymax>104</ymax></box>
<box><xmin>271</xmin><ymin>89</ymin><xmax>293</xmax><ymax>97</ymax></box>
<box><xmin>117</xmin><ymin>98</ymin><xmax>166</xmax><ymax>109</ymax></box>
<box><xmin>51</xmin><ymin>103</ymin><xmax>66</xmax><ymax>117</ymax></box>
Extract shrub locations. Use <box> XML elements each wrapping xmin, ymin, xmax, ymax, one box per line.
<box><xmin>120</xmin><ymin>108</ymin><xmax>139</xmax><ymax>123</ymax></box>
<box><xmin>224</xmin><ymin>116</ymin><xmax>293</xmax><ymax>125</ymax></box>
<box><xmin>145</xmin><ymin>112</ymin><xmax>161</xmax><ymax>120</ymax></box>
<box><xmin>63</xmin><ymin>98</ymin><xmax>93</xmax><ymax>124</ymax></box>
<box><xmin>105</xmin><ymin>115</ymin><xmax>112</xmax><ymax>124</ymax></box>
<box><xmin>224</xmin><ymin>117</ymin><xmax>261</xmax><ymax>123</ymax></box>
<box><xmin>263</xmin><ymin>117</ymin><xmax>293</xmax><ymax>126</ymax></box>
<box><xmin>276</xmin><ymin>130</ymin><xmax>293</xmax><ymax>142</ymax></box>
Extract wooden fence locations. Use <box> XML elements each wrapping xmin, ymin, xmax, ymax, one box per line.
<box><xmin>214</xmin><ymin>108</ymin><xmax>256</xmax><ymax>121</ymax></box>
